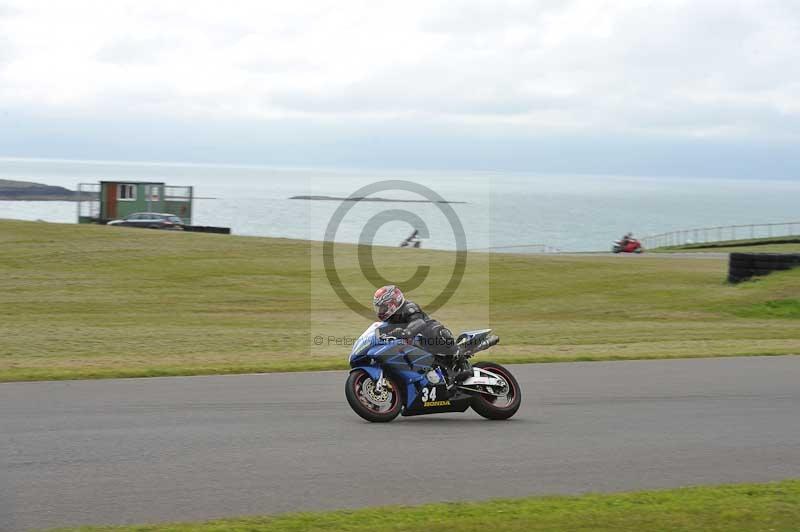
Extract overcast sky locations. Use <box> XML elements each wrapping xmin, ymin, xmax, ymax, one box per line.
<box><xmin>1</xmin><ymin>0</ymin><xmax>799</xmax><ymax>178</ymax></box>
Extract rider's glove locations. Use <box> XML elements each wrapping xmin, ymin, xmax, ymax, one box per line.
<box><xmin>385</xmin><ymin>327</ymin><xmax>406</xmax><ymax>338</ymax></box>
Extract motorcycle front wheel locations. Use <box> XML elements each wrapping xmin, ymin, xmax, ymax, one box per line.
<box><xmin>345</xmin><ymin>370</ymin><xmax>402</xmax><ymax>423</ymax></box>
<box><xmin>470</xmin><ymin>362</ymin><xmax>522</xmax><ymax>420</ymax></box>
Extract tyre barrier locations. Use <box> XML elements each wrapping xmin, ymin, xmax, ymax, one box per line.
<box><xmin>728</xmin><ymin>253</ymin><xmax>800</xmax><ymax>283</ymax></box>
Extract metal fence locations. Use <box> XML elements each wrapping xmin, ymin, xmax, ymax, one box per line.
<box><xmin>642</xmin><ymin>222</ymin><xmax>800</xmax><ymax>249</ymax></box>
<box><xmin>470</xmin><ymin>243</ymin><xmax>562</xmax><ymax>253</ymax></box>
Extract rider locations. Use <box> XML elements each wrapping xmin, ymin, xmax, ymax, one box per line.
<box><xmin>372</xmin><ymin>285</ymin><xmax>458</xmax><ymax>359</ymax></box>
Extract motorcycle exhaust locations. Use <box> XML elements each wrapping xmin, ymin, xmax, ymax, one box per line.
<box><xmin>470</xmin><ymin>335</ymin><xmax>500</xmax><ymax>354</ymax></box>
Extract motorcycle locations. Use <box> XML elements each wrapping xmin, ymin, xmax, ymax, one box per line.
<box><xmin>345</xmin><ymin>322</ymin><xmax>521</xmax><ymax>422</ymax></box>
<box><xmin>612</xmin><ymin>238</ymin><xmax>643</xmax><ymax>253</ymax></box>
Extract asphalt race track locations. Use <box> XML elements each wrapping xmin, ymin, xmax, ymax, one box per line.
<box><xmin>2</xmin><ymin>356</ymin><xmax>799</xmax><ymax>531</ymax></box>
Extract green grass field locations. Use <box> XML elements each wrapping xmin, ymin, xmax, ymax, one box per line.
<box><xmin>1</xmin><ymin>219</ymin><xmax>798</xmax><ymax>382</ymax></box>
<box><xmin>52</xmin><ymin>480</ymin><xmax>800</xmax><ymax>532</ymax></box>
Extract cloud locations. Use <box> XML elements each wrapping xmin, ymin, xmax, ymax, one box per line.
<box><xmin>0</xmin><ymin>36</ymin><xmax>12</xmax><ymax>65</ymax></box>
<box><xmin>0</xmin><ymin>0</ymin><xmax>798</xmax><ymax>168</ymax></box>
<box><xmin>0</xmin><ymin>2</ymin><xmax>21</xmax><ymax>18</ymax></box>
<box><xmin>95</xmin><ymin>36</ymin><xmax>174</xmax><ymax>65</ymax></box>
<box><xmin>3</xmin><ymin>108</ymin><xmax>800</xmax><ymax>180</ymax></box>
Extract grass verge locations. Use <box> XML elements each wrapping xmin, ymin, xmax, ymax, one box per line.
<box><xmin>2</xmin><ymin>220</ymin><xmax>799</xmax><ymax>382</ymax></box>
<box><xmin>733</xmin><ymin>298</ymin><xmax>800</xmax><ymax>319</ymax></box>
<box><xmin>51</xmin><ymin>479</ymin><xmax>800</xmax><ymax>532</ymax></box>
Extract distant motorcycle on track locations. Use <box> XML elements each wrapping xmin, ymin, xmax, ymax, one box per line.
<box><xmin>345</xmin><ymin>323</ymin><xmax>521</xmax><ymax>422</ymax></box>
<box><xmin>612</xmin><ymin>238</ymin><xmax>643</xmax><ymax>253</ymax></box>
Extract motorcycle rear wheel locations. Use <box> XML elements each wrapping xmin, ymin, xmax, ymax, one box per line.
<box><xmin>345</xmin><ymin>370</ymin><xmax>402</xmax><ymax>423</ymax></box>
<box><xmin>470</xmin><ymin>362</ymin><xmax>521</xmax><ymax>420</ymax></box>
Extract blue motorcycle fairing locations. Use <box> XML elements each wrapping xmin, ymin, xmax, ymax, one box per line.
<box><xmin>347</xmin><ymin>323</ymin><xmax>473</xmax><ymax>416</ymax></box>
<box><xmin>349</xmin><ymin>365</ymin><xmax>383</xmax><ymax>382</ymax></box>
<box><xmin>349</xmin><ymin>321</ymin><xmax>386</xmax><ymax>364</ymax></box>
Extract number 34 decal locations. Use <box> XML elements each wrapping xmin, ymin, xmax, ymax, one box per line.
<box><xmin>421</xmin><ymin>387</ymin><xmax>437</xmax><ymax>402</ymax></box>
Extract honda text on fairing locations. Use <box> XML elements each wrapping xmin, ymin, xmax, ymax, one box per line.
<box><xmin>345</xmin><ymin>323</ymin><xmax>521</xmax><ymax>422</ymax></box>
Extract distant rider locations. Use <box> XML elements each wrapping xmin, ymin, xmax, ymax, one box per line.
<box><xmin>372</xmin><ymin>285</ymin><xmax>458</xmax><ymax>358</ymax></box>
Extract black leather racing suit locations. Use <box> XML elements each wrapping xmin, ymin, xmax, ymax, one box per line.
<box><xmin>384</xmin><ymin>300</ymin><xmax>457</xmax><ymax>356</ymax></box>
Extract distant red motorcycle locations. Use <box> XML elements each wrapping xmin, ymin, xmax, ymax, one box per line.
<box><xmin>612</xmin><ymin>238</ymin><xmax>643</xmax><ymax>253</ymax></box>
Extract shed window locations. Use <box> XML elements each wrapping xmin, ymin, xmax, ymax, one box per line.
<box><xmin>118</xmin><ymin>184</ymin><xmax>137</xmax><ymax>201</ymax></box>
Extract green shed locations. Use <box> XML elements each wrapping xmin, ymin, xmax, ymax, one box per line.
<box><xmin>78</xmin><ymin>181</ymin><xmax>194</xmax><ymax>225</ymax></box>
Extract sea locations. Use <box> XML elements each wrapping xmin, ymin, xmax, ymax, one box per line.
<box><xmin>1</xmin><ymin>157</ymin><xmax>798</xmax><ymax>252</ymax></box>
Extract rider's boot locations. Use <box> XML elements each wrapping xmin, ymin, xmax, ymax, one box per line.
<box><xmin>451</xmin><ymin>366</ymin><xmax>474</xmax><ymax>384</ymax></box>
<box><xmin>444</xmin><ymin>353</ymin><xmax>473</xmax><ymax>390</ymax></box>
<box><xmin>444</xmin><ymin>335</ymin><xmax>499</xmax><ymax>393</ymax></box>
